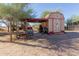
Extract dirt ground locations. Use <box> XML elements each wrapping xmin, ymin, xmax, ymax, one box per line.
<box><xmin>0</xmin><ymin>31</ymin><xmax>79</xmax><ymax>56</ymax></box>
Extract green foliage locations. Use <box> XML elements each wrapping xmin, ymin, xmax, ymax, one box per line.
<box><xmin>0</xmin><ymin>3</ymin><xmax>36</xmax><ymax>32</ymax></box>
<box><xmin>0</xmin><ymin>3</ymin><xmax>35</xmax><ymax>21</ymax></box>
<box><xmin>71</xmin><ymin>16</ymin><xmax>79</xmax><ymax>23</ymax></box>
<box><xmin>41</xmin><ymin>9</ymin><xmax>63</xmax><ymax>18</ymax></box>
<box><xmin>66</xmin><ymin>15</ymin><xmax>79</xmax><ymax>25</ymax></box>
<box><xmin>41</xmin><ymin>11</ymin><xmax>50</xmax><ymax>18</ymax></box>
<box><xmin>0</xmin><ymin>3</ymin><xmax>36</xmax><ymax>29</ymax></box>
<box><xmin>66</xmin><ymin>19</ymin><xmax>72</xmax><ymax>25</ymax></box>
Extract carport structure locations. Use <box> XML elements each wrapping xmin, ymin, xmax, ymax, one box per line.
<box><xmin>21</xmin><ymin>11</ymin><xmax>65</xmax><ymax>34</ymax></box>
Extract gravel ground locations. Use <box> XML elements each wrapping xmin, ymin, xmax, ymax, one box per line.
<box><xmin>0</xmin><ymin>31</ymin><xmax>79</xmax><ymax>56</ymax></box>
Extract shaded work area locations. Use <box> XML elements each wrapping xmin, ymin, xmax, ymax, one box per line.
<box><xmin>22</xmin><ymin>18</ymin><xmax>48</xmax><ymax>33</ymax></box>
<box><xmin>15</xmin><ymin>18</ymin><xmax>49</xmax><ymax>39</ymax></box>
<box><xmin>0</xmin><ymin>31</ymin><xmax>79</xmax><ymax>55</ymax></box>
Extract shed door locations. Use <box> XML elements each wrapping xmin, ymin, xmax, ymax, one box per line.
<box><xmin>54</xmin><ymin>19</ymin><xmax>61</xmax><ymax>32</ymax></box>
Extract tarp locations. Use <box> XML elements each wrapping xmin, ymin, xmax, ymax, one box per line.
<box><xmin>21</xmin><ymin>18</ymin><xmax>48</xmax><ymax>22</ymax></box>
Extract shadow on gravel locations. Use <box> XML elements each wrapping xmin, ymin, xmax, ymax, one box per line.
<box><xmin>0</xmin><ymin>32</ymin><xmax>10</xmax><ymax>36</ymax></box>
<box><xmin>0</xmin><ymin>32</ymin><xmax>79</xmax><ymax>52</ymax></box>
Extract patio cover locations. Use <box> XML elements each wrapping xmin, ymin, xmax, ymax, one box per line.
<box><xmin>21</xmin><ymin>18</ymin><xmax>48</xmax><ymax>22</ymax></box>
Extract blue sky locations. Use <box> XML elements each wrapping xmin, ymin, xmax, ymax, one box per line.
<box><xmin>29</xmin><ymin>3</ymin><xmax>79</xmax><ymax>21</ymax></box>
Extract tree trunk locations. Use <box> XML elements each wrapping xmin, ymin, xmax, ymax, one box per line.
<box><xmin>8</xmin><ymin>26</ymin><xmax>10</xmax><ymax>32</ymax></box>
<box><xmin>16</xmin><ymin>21</ymin><xmax>19</xmax><ymax>39</ymax></box>
<box><xmin>10</xmin><ymin>21</ymin><xmax>13</xmax><ymax>42</ymax></box>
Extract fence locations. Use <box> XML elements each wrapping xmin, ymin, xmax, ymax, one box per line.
<box><xmin>66</xmin><ymin>24</ymin><xmax>79</xmax><ymax>30</ymax></box>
